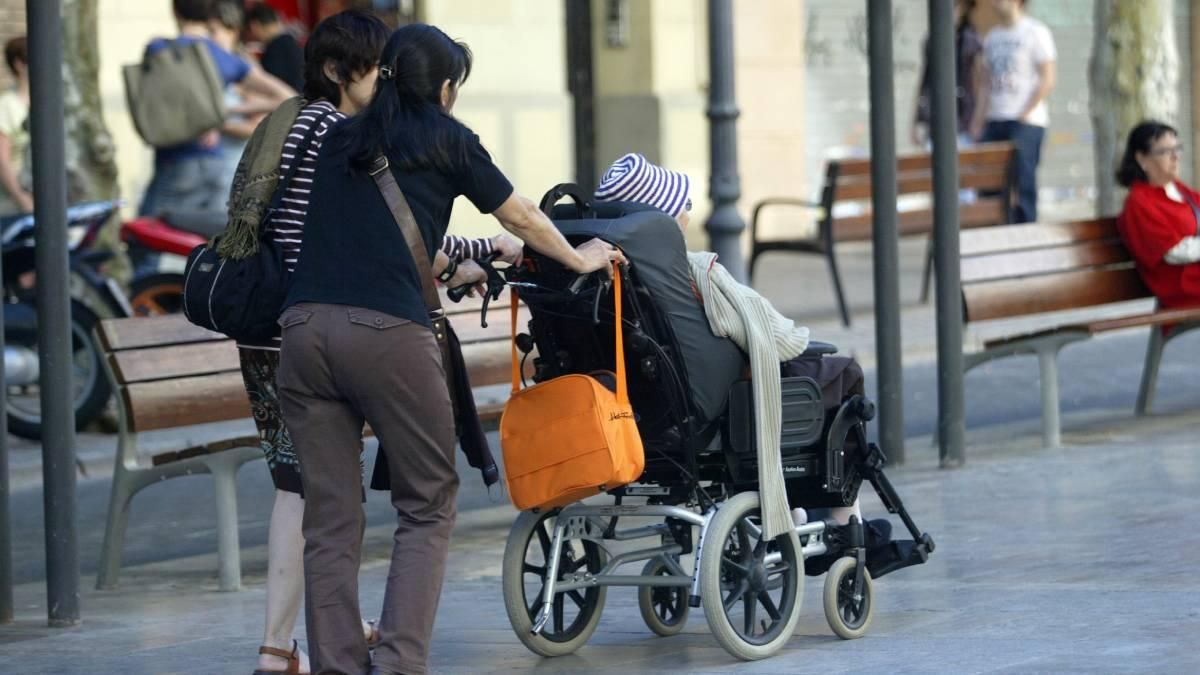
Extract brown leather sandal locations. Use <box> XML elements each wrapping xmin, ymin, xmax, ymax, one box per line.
<box><xmin>253</xmin><ymin>640</ymin><xmax>300</xmax><ymax>675</ymax></box>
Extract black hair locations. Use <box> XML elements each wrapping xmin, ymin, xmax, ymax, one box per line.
<box><xmin>212</xmin><ymin>0</ymin><xmax>243</xmax><ymax>31</ymax></box>
<box><xmin>173</xmin><ymin>0</ymin><xmax>213</xmax><ymax>23</ymax></box>
<box><xmin>1116</xmin><ymin>120</ymin><xmax>1178</xmax><ymax>187</ymax></box>
<box><xmin>245</xmin><ymin>2</ymin><xmax>279</xmax><ymax>26</ymax></box>
<box><xmin>301</xmin><ymin>10</ymin><xmax>389</xmax><ymax>107</ymax></box>
<box><xmin>4</xmin><ymin>36</ymin><xmax>26</xmax><ymax>76</ymax></box>
<box><xmin>337</xmin><ymin>23</ymin><xmax>474</xmax><ymax>173</ymax></box>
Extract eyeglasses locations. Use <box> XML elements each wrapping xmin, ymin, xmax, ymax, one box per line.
<box><xmin>1151</xmin><ymin>145</ymin><xmax>1185</xmax><ymax>158</ymax></box>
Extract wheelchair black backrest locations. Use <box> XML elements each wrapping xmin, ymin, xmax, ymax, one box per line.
<box><xmin>517</xmin><ymin>200</ymin><xmax>746</xmax><ymax>438</ymax></box>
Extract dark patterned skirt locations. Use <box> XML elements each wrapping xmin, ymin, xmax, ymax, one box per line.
<box><xmin>238</xmin><ymin>347</ymin><xmax>304</xmax><ymax>494</ymax></box>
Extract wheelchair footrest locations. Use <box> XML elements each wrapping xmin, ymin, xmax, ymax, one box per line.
<box><xmin>866</xmin><ymin>536</ymin><xmax>934</xmax><ymax>579</ymax></box>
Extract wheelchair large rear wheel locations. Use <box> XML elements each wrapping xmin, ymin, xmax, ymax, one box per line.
<box><xmin>823</xmin><ymin>556</ymin><xmax>875</xmax><ymax>639</ymax></box>
<box><xmin>501</xmin><ymin>509</ymin><xmax>607</xmax><ymax>657</ymax></box>
<box><xmin>699</xmin><ymin>491</ymin><xmax>804</xmax><ymax>660</ymax></box>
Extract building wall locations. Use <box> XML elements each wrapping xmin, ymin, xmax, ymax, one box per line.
<box><xmin>591</xmin><ymin>0</ymin><xmax>808</xmax><ymax>252</ymax></box>
<box><xmin>800</xmin><ymin>0</ymin><xmax>1194</xmax><ymax>225</ymax></box>
<box><xmin>423</xmin><ymin>0</ymin><xmax>572</xmax><ymax>238</ymax></box>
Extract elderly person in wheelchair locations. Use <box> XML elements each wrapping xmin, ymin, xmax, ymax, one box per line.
<box><xmin>591</xmin><ymin>153</ymin><xmax>894</xmax><ymax>573</ymax></box>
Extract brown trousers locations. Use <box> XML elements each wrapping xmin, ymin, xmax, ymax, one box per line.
<box><xmin>277</xmin><ymin>303</ymin><xmax>458</xmax><ymax>675</ymax></box>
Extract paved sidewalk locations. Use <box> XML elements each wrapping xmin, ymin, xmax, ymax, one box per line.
<box><xmin>3</xmin><ymin>408</ymin><xmax>1198</xmax><ymax>674</ymax></box>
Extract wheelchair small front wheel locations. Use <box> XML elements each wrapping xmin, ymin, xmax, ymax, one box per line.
<box><xmin>699</xmin><ymin>491</ymin><xmax>804</xmax><ymax>661</ymax></box>
<box><xmin>501</xmin><ymin>509</ymin><xmax>607</xmax><ymax>657</ymax></box>
<box><xmin>637</xmin><ymin>557</ymin><xmax>690</xmax><ymax>637</ymax></box>
<box><xmin>823</xmin><ymin>556</ymin><xmax>875</xmax><ymax>640</ymax></box>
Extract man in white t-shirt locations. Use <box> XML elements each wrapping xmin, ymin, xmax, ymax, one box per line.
<box><xmin>969</xmin><ymin>0</ymin><xmax>1056</xmax><ymax>223</ymax></box>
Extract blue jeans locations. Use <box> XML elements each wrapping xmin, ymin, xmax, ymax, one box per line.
<box><xmin>138</xmin><ymin>154</ymin><xmax>228</xmax><ymax>218</ymax></box>
<box><xmin>980</xmin><ymin>120</ymin><xmax>1045</xmax><ymax>223</ymax></box>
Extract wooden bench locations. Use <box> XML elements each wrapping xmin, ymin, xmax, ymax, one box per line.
<box><xmin>750</xmin><ymin>142</ymin><xmax>1015</xmax><ymax>326</ymax></box>
<box><xmin>94</xmin><ymin>293</ymin><xmax>524</xmax><ymax>591</ymax></box>
<box><xmin>960</xmin><ymin>217</ymin><xmax>1200</xmax><ymax>448</ymax></box>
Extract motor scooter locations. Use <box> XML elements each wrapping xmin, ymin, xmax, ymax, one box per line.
<box><xmin>3</xmin><ymin>200</ymin><xmax>133</xmax><ymax>439</ymax></box>
<box><xmin>121</xmin><ymin>210</ymin><xmax>222</xmax><ymax>316</ymax></box>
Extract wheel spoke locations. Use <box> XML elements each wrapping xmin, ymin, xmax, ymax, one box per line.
<box><xmin>553</xmin><ymin>593</ymin><xmax>566</xmax><ymax>634</ymax></box>
<box><xmin>567</xmin><ymin>589</ymin><xmax>587</xmax><ymax>609</ymax></box>
<box><xmin>736</xmin><ymin>522</ymin><xmax>753</xmax><ymax>563</ymax></box>
<box><xmin>759</xmin><ymin>590</ymin><xmax>781</xmax><ymax>621</ymax></box>
<box><xmin>523</xmin><ymin>563</ymin><xmax>546</xmax><ymax>577</ymax></box>
<box><xmin>721</xmin><ymin>555</ymin><xmax>748</xmax><ymax>575</ymax></box>
<box><xmin>535</xmin><ymin>521</ymin><xmax>552</xmax><ymax>557</ymax></box>
<box><xmin>723</xmin><ymin>579</ymin><xmax>749</xmax><ymax>612</ymax></box>
<box><xmin>743</xmin><ymin>592</ymin><xmax>758</xmax><ymax>635</ymax></box>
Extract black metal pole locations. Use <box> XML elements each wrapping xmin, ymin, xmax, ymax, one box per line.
<box><xmin>0</xmin><ymin>215</ymin><xmax>8</xmax><ymax>624</ymax></box>
<box><xmin>929</xmin><ymin>0</ymin><xmax>965</xmax><ymax>467</ymax></box>
<box><xmin>867</xmin><ymin>0</ymin><xmax>905</xmax><ymax>463</ymax></box>
<box><xmin>565</xmin><ymin>0</ymin><xmax>597</xmax><ymax>190</ymax></box>
<box><xmin>705</xmin><ymin>0</ymin><xmax>747</xmax><ymax>282</ymax></box>
<box><xmin>28</xmin><ymin>0</ymin><xmax>80</xmax><ymax>626</ymax></box>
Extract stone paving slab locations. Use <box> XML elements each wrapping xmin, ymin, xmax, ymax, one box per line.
<box><xmin>3</xmin><ymin>409</ymin><xmax>1198</xmax><ymax>674</ymax></box>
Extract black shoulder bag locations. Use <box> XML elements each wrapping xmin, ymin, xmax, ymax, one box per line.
<box><xmin>181</xmin><ymin>118</ymin><xmax>322</xmax><ymax>341</ymax></box>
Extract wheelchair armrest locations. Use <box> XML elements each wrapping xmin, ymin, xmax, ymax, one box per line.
<box><xmin>799</xmin><ymin>341</ymin><xmax>838</xmax><ymax>357</ymax></box>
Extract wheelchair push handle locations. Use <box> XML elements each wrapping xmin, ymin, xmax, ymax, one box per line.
<box><xmin>538</xmin><ymin>183</ymin><xmax>594</xmax><ymax>219</ymax></box>
<box><xmin>446</xmin><ymin>251</ymin><xmax>508</xmax><ymax>328</ymax></box>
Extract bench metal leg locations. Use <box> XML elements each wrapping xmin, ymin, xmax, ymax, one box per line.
<box><xmin>96</xmin><ymin>467</ymin><xmax>139</xmax><ymax>590</ymax></box>
<box><xmin>824</xmin><ymin>246</ymin><xmax>852</xmax><ymax>327</ymax></box>
<box><xmin>205</xmin><ymin>453</ymin><xmax>244</xmax><ymax>592</ymax></box>
<box><xmin>1135</xmin><ymin>327</ymin><xmax>1165</xmax><ymax>417</ymax></box>
<box><xmin>919</xmin><ymin>236</ymin><xmax>934</xmax><ymax>304</ymax></box>
<box><xmin>1037</xmin><ymin>346</ymin><xmax>1062</xmax><ymax>448</ymax></box>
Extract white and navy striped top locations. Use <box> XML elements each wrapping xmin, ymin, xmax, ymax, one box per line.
<box><xmin>264</xmin><ymin>100</ymin><xmax>345</xmax><ymax>273</ymax></box>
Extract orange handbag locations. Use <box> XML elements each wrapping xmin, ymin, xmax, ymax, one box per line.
<box><xmin>499</xmin><ymin>263</ymin><xmax>645</xmax><ymax>511</ymax></box>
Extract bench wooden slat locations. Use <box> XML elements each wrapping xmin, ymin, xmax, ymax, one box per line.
<box><xmin>97</xmin><ymin>314</ymin><xmax>226</xmax><ymax>352</ymax></box>
<box><xmin>123</xmin><ymin>371</ymin><xmax>251</xmax><ymax>433</ymax></box>
<box><xmin>960</xmin><ymin>219</ymin><xmax>1118</xmax><ymax>257</ymax></box>
<box><xmin>963</xmin><ymin>267</ymin><xmax>1149</xmax><ymax>323</ymax></box>
<box><xmin>110</xmin><ymin>341</ymin><xmax>241</xmax><ymax>385</ymax></box>
<box><xmin>833</xmin><ymin>143</ymin><xmax>1015</xmax><ymax>177</ymax></box>
<box><xmin>961</xmin><ymin>240</ymin><xmax>1134</xmax><ymax>284</ymax></box>
<box><xmin>981</xmin><ymin>307</ymin><xmax>1200</xmax><ymax>350</ymax></box>
<box><xmin>834</xmin><ymin>169</ymin><xmax>1011</xmax><ymax>201</ymax></box>
<box><xmin>451</xmin><ymin>306</ymin><xmax>531</xmax><ymax>345</ymax></box>
<box><xmin>150</xmin><ymin>434</ymin><xmax>261</xmax><ymax>467</ymax></box>
<box><xmin>831</xmin><ymin>198</ymin><xmax>1008</xmax><ymax>242</ymax></box>
<box><xmin>460</xmin><ymin>339</ymin><xmax>535</xmax><ymax>387</ymax></box>
<box><xmin>1084</xmin><ymin>306</ymin><xmax>1200</xmax><ymax>333</ymax></box>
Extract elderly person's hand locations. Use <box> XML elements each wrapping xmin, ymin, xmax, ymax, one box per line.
<box><xmin>571</xmin><ymin>237</ymin><xmax>628</xmax><ymax>277</ymax></box>
<box><xmin>489</xmin><ymin>233</ymin><xmax>524</xmax><ymax>265</ymax></box>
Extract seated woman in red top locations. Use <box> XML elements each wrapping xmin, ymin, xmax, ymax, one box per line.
<box><xmin>1116</xmin><ymin>120</ymin><xmax>1200</xmax><ymax>308</ymax></box>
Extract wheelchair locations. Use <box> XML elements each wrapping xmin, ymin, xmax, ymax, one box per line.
<box><xmin>462</xmin><ymin>189</ymin><xmax>935</xmax><ymax>661</ymax></box>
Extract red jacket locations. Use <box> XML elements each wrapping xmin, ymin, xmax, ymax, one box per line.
<box><xmin>1116</xmin><ymin>180</ymin><xmax>1200</xmax><ymax>309</ymax></box>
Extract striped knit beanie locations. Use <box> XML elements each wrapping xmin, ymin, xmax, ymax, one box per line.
<box><xmin>594</xmin><ymin>153</ymin><xmax>691</xmax><ymax>218</ymax></box>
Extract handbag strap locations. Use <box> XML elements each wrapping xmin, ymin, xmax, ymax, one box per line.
<box><xmin>369</xmin><ymin>156</ymin><xmax>446</xmax><ymax>333</ymax></box>
<box><xmin>511</xmin><ymin>261</ymin><xmax>628</xmax><ymax>406</ymax></box>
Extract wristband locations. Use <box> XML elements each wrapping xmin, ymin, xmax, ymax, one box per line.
<box><xmin>437</xmin><ymin>259</ymin><xmax>458</xmax><ymax>283</ymax></box>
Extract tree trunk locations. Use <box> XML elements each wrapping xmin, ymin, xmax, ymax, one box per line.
<box><xmin>1089</xmin><ymin>0</ymin><xmax>1179</xmax><ymax>217</ymax></box>
<box><xmin>61</xmin><ymin>0</ymin><xmax>129</xmax><ymax>284</ymax></box>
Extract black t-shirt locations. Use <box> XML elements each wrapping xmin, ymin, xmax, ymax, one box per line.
<box><xmin>285</xmin><ymin>119</ymin><xmax>514</xmax><ymax>325</ymax></box>
<box><xmin>260</xmin><ymin>33</ymin><xmax>304</xmax><ymax>92</ymax></box>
